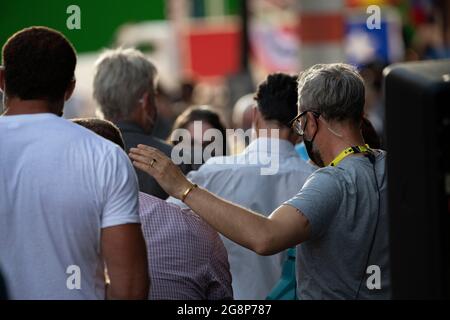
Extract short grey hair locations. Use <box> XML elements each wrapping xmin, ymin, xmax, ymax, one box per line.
<box><xmin>298</xmin><ymin>63</ymin><xmax>365</xmax><ymax>123</ymax></box>
<box><xmin>93</xmin><ymin>48</ymin><xmax>157</xmax><ymax>120</ymax></box>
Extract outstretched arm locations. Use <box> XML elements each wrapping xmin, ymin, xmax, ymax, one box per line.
<box><xmin>129</xmin><ymin>145</ymin><xmax>310</xmax><ymax>255</ymax></box>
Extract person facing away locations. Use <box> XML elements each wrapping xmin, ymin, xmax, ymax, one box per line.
<box><xmin>73</xmin><ymin>118</ymin><xmax>233</xmax><ymax>300</ymax></box>
<box><xmin>0</xmin><ymin>27</ymin><xmax>148</xmax><ymax>300</ymax></box>
<box><xmin>168</xmin><ymin>73</ymin><xmax>316</xmax><ymax>300</ymax></box>
<box><xmin>93</xmin><ymin>48</ymin><xmax>188</xmax><ymax>199</ymax></box>
<box><xmin>129</xmin><ymin>63</ymin><xmax>391</xmax><ymax>300</ymax></box>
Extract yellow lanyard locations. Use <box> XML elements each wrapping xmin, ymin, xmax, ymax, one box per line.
<box><xmin>329</xmin><ymin>144</ymin><xmax>371</xmax><ymax>167</ymax></box>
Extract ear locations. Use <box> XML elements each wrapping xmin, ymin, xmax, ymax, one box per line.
<box><xmin>305</xmin><ymin>112</ymin><xmax>318</xmax><ymax>137</ymax></box>
<box><xmin>0</xmin><ymin>66</ymin><xmax>5</xmax><ymax>93</ymax></box>
<box><xmin>64</xmin><ymin>79</ymin><xmax>76</xmax><ymax>102</ymax></box>
<box><xmin>289</xmin><ymin>130</ymin><xmax>302</xmax><ymax>145</ymax></box>
<box><xmin>140</xmin><ymin>92</ymin><xmax>150</xmax><ymax>110</ymax></box>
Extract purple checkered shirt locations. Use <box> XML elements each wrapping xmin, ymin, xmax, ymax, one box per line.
<box><xmin>139</xmin><ymin>192</ymin><xmax>233</xmax><ymax>300</ymax></box>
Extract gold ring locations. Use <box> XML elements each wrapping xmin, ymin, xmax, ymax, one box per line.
<box><xmin>150</xmin><ymin>159</ymin><xmax>156</xmax><ymax>168</ymax></box>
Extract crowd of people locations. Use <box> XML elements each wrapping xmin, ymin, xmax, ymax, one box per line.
<box><xmin>0</xmin><ymin>26</ymin><xmax>390</xmax><ymax>300</ymax></box>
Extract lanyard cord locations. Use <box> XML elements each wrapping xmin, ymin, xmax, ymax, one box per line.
<box><xmin>355</xmin><ymin>152</ymin><xmax>381</xmax><ymax>299</ymax></box>
<box><xmin>328</xmin><ymin>145</ymin><xmax>381</xmax><ymax>299</ymax></box>
<box><xmin>328</xmin><ymin>144</ymin><xmax>371</xmax><ymax>167</ymax></box>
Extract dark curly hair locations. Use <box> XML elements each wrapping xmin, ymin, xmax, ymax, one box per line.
<box><xmin>2</xmin><ymin>26</ymin><xmax>77</xmax><ymax>102</ymax></box>
<box><xmin>72</xmin><ymin>118</ymin><xmax>126</xmax><ymax>151</ymax></box>
<box><xmin>254</xmin><ymin>73</ymin><xmax>299</xmax><ymax>127</ymax></box>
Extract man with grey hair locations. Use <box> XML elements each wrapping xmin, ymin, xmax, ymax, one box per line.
<box><xmin>129</xmin><ymin>63</ymin><xmax>391</xmax><ymax>300</ymax></box>
<box><xmin>94</xmin><ymin>48</ymin><xmax>179</xmax><ymax>199</ymax></box>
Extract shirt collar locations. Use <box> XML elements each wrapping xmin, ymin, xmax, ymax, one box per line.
<box><xmin>245</xmin><ymin>137</ymin><xmax>297</xmax><ymax>157</ymax></box>
<box><xmin>116</xmin><ymin>120</ymin><xmax>146</xmax><ymax>134</ymax></box>
<box><xmin>0</xmin><ymin>112</ymin><xmax>58</xmax><ymax>122</ymax></box>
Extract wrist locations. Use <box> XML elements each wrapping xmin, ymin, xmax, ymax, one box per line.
<box><xmin>180</xmin><ymin>182</ymin><xmax>198</xmax><ymax>202</ymax></box>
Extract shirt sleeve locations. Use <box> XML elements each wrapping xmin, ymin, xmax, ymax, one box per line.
<box><xmin>100</xmin><ymin>146</ymin><xmax>141</xmax><ymax>229</ymax></box>
<box><xmin>284</xmin><ymin>168</ymin><xmax>341</xmax><ymax>240</ymax></box>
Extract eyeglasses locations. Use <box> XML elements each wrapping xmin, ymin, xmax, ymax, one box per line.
<box><xmin>290</xmin><ymin>110</ymin><xmax>320</xmax><ymax>136</ymax></box>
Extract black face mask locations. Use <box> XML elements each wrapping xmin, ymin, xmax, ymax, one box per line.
<box><xmin>303</xmin><ymin>119</ymin><xmax>325</xmax><ymax>167</ymax></box>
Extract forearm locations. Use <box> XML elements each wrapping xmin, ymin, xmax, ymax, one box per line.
<box><xmin>129</xmin><ymin>145</ymin><xmax>293</xmax><ymax>254</ymax></box>
<box><xmin>130</xmin><ymin>145</ymin><xmax>309</xmax><ymax>255</ymax></box>
<box><xmin>105</xmin><ymin>273</ymin><xmax>149</xmax><ymax>300</ymax></box>
<box><xmin>183</xmin><ymin>186</ymin><xmax>274</xmax><ymax>255</ymax></box>
<box><xmin>102</xmin><ymin>224</ymin><xmax>150</xmax><ymax>300</ymax></box>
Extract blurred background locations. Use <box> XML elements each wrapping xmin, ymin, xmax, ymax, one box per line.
<box><xmin>1</xmin><ymin>0</ymin><xmax>449</xmax><ymax>300</ymax></box>
<box><xmin>1</xmin><ymin>0</ymin><xmax>449</xmax><ymax>145</ymax></box>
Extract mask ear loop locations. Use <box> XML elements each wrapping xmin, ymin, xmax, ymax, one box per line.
<box><xmin>327</xmin><ymin>126</ymin><xmax>344</xmax><ymax>138</ymax></box>
<box><xmin>303</xmin><ymin>117</ymin><xmax>318</xmax><ymax>143</ymax></box>
<box><xmin>355</xmin><ymin>150</ymin><xmax>381</xmax><ymax>299</ymax></box>
<box><xmin>318</xmin><ymin>116</ymin><xmax>344</xmax><ymax>138</ymax></box>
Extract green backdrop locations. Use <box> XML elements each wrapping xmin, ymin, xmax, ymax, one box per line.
<box><xmin>0</xmin><ymin>0</ymin><xmax>166</xmax><ymax>55</ymax></box>
<box><xmin>0</xmin><ymin>0</ymin><xmax>241</xmax><ymax>58</ymax></box>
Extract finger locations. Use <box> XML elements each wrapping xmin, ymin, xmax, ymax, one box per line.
<box><xmin>130</xmin><ymin>147</ymin><xmax>165</xmax><ymax>165</ymax></box>
<box><xmin>129</xmin><ymin>147</ymin><xmax>152</xmax><ymax>160</ymax></box>
<box><xmin>129</xmin><ymin>153</ymin><xmax>153</xmax><ymax>166</ymax></box>
<box><xmin>137</xmin><ymin>144</ymin><xmax>167</xmax><ymax>161</ymax></box>
<box><xmin>137</xmin><ymin>144</ymin><xmax>159</xmax><ymax>153</ymax></box>
<box><xmin>133</xmin><ymin>161</ymin><xmax>157</xmax><ymax>176</ymax></box>
<box><xmin>129</xmin><ymin>147</ymin><xmax>151</xmax><ymax>157</ymax></box>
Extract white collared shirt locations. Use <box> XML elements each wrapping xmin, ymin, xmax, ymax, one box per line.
<box><xmin>168</xmin><ymin>137</ymin><xmax>315</xmax><ymax>300</ymax></box>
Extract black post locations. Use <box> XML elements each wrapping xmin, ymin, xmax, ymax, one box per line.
<box><xmin>240</xmin><ymin>0</ymin><xmax>250</xmax><ymax>72</ymax></box>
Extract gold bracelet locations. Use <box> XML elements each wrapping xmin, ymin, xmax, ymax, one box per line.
<box><xmin>181</xmin><ymin>183</ymin><xmax>198</xmax><ymax>203</ymax></box>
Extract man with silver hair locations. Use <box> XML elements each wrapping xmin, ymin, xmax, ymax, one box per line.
<box><xmin>129</xmin><ymin>63</ymin><xmax>391</xmax><ymax>300</ymax></box>
<box><xmin>93</xmin><ymin>48</ymin><xmax>179</xmax><ymax>199</ymax></box>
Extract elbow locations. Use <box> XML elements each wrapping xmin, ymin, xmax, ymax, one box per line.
<box><xmin>252</xmin><ymin>234</ymin><xmax>276</xmax><ymax>256</ymax></box>
<box><xmin>255</xmin><ymin>246</ymin><xmax>277</xmax><ymax>257</ymax></box>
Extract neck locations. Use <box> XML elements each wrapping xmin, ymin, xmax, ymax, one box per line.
<box><xmin>255</xmin><ymin>124</ymin><xmax>293</xmax><ymax>143</ymax></box>
<box><xmin>126</xmin><ymin>107</ymin><xmax>152</xmax><ymax>134</ymax></box>
<box><xmin>321</xmin><ymin>128</ymin><xmax>366</xmax><ymax>166</ymax></box>
<box><xmin>3</xmin><ymin>98</ymin><xmax>62</xmax><ymax>116</ymax></box>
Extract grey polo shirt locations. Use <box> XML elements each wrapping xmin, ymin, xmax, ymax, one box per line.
<box><xmin>285</xmin><ymin>151</ymin><xmax>391</xmax><ymax>300</ymax></box>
